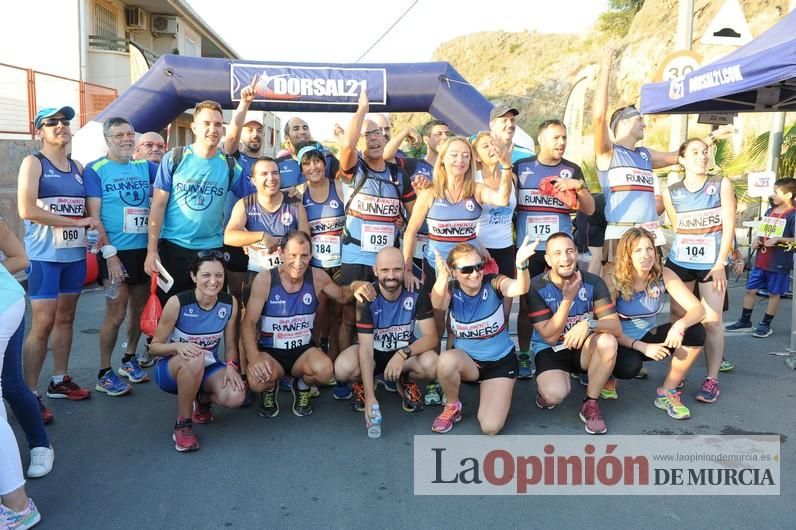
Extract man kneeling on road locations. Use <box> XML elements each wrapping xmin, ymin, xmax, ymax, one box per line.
<box><xmin>527</xmin><ymin>232</ymin><xmax>621</xmax><ymax>434</ymax></box>
<box><xmin>335</xmin><ymin>247</ymin><xmax>438</xmax><ymax>422</ymax></box>
<box><xmin>242</xmin><ymin>231</ymin><xmax>375</xmax><ymax>418</ymax></box>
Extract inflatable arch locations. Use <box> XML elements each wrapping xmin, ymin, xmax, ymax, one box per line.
<box><xmin>73</xmin><ymin>55</ymin><xmax>534</xmax><ymax>163</ymax></box>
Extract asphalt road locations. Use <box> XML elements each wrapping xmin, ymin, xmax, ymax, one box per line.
<box><xmin>8</xmin><ymin>282</ymin><xmax>795</xmax><ymax>529</ymax></box>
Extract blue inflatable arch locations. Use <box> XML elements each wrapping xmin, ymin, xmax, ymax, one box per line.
<box><xmin>72</xmin><ymin>55</ymin><xmax>504</xmax><ymax>163</ymax></box>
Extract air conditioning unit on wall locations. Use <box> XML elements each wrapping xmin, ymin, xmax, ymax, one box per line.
<box><xmin>151</xmin><ymin>14</ymin><xmax>178</xmax><ymax>36</ymax></box>
<box><xmin>125</xmin><ymin>6</ymin><xmax>147</xmax><ymax>30</ymax></box>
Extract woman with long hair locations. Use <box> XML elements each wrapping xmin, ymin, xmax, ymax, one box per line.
<box><xmin>610</xmin><ymin>228</ymin><xmax>706</xmax><ymax>419</ymax></box>
<box><xmin>661</xmin><ymin>138</ymin><xmax>736</xmax><ymax>404</ymax></box>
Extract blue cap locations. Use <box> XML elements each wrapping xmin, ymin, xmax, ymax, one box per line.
<box><xmin>296</xmin><ymin>142</ymin><xmax>325</xmax><ymax>164</ymax></box>
<box><xmin>34</xmin><ymin>106</ymin><xmax>76</xmax><ymax>129</ymax></box>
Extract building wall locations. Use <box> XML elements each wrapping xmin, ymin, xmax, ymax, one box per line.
<box><xmin>0</xmin><ymin>140</ymin><xmax>38</xmax><ymax>240</ymax></box>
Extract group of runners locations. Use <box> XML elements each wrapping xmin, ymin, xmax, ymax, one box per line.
<box><xmin>2</xmin><ymin>49</ymin><xmax>795</xmax><ymax>528</ymax></box>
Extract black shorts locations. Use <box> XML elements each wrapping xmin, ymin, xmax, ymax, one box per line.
<box><xmin>535</xmin><ymin>346</ymin><xmax>585</xmax><ymax>376</ymax></box>
<box><xmin>321</xmin><ymin>265</ymin><xmax>343</xmax><ymax>285</ymax></box>
<box><xmin>373</xmin><ymin>349</ymin><xmax>394</xmax><ymax>376</ymax></box>
<box><xmin>262</xmin><ymin>341</ymin><xmax>316</xmax><ymax>375</ymax></box>
<box><xmin>98</xmin><ymin>248</ymin><xmax>148</xmax><ymax>286</ymax></box>
<box><xmin>341</xmin><ymin>263</ymin><xmax>375</xmax><ymax>284</ymax></box>
<box><xmin>613</xmin><ymin>322</ymin><xmax>706</xmax><ymax>379</ymax></box>
<box><xmin>473</xmin><ymin>349</ymin><xmax>518</xmax><ymax>381</ymax></box>
<box><xmin>421</xmin><ymin>259</ymin><xmax>437</xmax><ymax>294</ymax></box>
<box><xmin>529</xmin><ymin>251</ymin><xmax>547</xmax><ymax>278</ymax></box>
<box><xmin>157</xmin><ymin>239</ymin><xmax>226</xmax><ymax>305</ymax></box>
<box><xmin>488</xmin><ymin>245</ymin><xmax>516</xmax><ymax>277</ymax></box>
<box><xmin>664</xmin><ymin>260</ymin><xmax>713</xmax><ymax>283</ymax></box>
<box><xmin>224</xmin><ymin>244</ymin><xmax>248</xmax><ymax>273</ymax></box>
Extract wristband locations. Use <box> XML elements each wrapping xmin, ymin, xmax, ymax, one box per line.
<box><xmin>631</xmin><ymin>340</ymin><xmax>637</xmax><ymax>350</ymax></box>
<box><xmin>500</xmin><ymin>166</ymin><xmax>512</xmax><ymax>171</ymax></box>
<box><xmin>101</xmin><ymin>245</ymin><xmax>117</xmax><ymax>259</ymax></box>
<box><xmin>516</xmin><ymin>262</ymin><xmax>529</xmax><ymax>271</ymax></box>
<box><xmin>227</xmin><ymin>360</ymin><xmax>240</xmax><ymax>370</ymax></box>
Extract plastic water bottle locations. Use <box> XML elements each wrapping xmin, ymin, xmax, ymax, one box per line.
<box><xmin>367</xmin><ymin>404</ymin><xmax>382</xmax><ymax>439</ymax></box>
<box><xmin>87</xmin><ymin>229</ymin><xmax>101</xmax><ymax>254</ymax></box>
<box><xmin>105</xmin><ymin>265</ymin><xmax>128</xmax><ymax>300</ymax></box>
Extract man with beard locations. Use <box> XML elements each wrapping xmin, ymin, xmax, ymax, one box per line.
<box><xmin>334</xmin><ymin>247</ymin><xmax>438</xmax><ymax>417</ymax></box>
<box><xmin>527</xmin><ymin>233</ymin><xmax>621</xmax><ymax>434</ymax></box>
<box><xmin>277</xmin><ymin>117</ymin><xmax>339</xmax><ymax>189</ymax></box>
<box><xmin>514</xmin><ymin>120</ymin><xmax>595</xmax><ymax>379</ymax></box>
<box><xmin>243</xmin><ymin>231</ymin><xmax>375</xmax><ymax>417</ymax></box>
<box><xmin>489</xmin><ymin>102</ymin><xmax>534</xmax><ymax>163</ymax></box>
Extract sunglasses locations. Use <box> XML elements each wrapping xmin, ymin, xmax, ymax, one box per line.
<box><xmin>197</xmin><ymin>249</ymin><xmax>230</xmax><ymax>263</ymax></box>
<box><xmin>40</xmin><ymin>118</ymin><xmax>70</xmax><ymax>128</ymax></box>
<box><xmin>456</xmin><ymin>262</ymin><xmax>485</xmax><ymax>275</ymax></box>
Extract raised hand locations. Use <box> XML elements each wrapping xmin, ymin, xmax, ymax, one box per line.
<box><xmin>561</xmin><ymin>271</ymin><xmax>582</xmax><ymax>301</ymax></box>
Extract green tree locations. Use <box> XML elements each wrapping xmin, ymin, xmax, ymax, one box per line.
<box><xmin>746</xmin><ymin>123</ymin><xmax>796</xmax><ymax>178</ymax></box>
<box><xmin>598</xmin><ymin>0</ymin><xmax>645</xmax><ymax>37</ymax></box>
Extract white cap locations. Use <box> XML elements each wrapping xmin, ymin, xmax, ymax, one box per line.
<box><xmin>243</xmin><ymin>111</ymin><xmax>264</xmax><ymax>127</ymax></box>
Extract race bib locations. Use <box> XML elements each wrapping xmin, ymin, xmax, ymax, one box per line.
<box><xmin>414</xmin><ymin>233</ymin><xmax>429</xmax><ymax>260</ymax></box>
<box><xmin>312</xmin><ymin>234</ymin><xmax>341</xmax><ymax>265</ymax></box>
<box><xmin>361</xmin><ymin>224</ymin><xmax>394</xmax><ymax>253</ymax></box>
<box><xmin>123</xmin><ymin>207</ymin><xmax>148</xmax><ymax>234</ymax></box>
<box><xmin>526</xmin><ymin>215</ymin><xmax>559</xmax><ymax>241</ymax></box>
<box><xmin>53</xmin><ymin>226</ymin><xmax>85</xmax><ymax>249</ymax></box>
<box><xmin>274</xmin><ymin>330</ymin><xmax>311</xmax><ymax>350</ymax></box>
<box><xmin>248</xmin><ymin>245</ymin><xmax>281</xmax><ymax>272</ymax></box>
<box><xmin>678</xmin><ymin>236</ymin><xmax>716</xmax><ymax>265</ymax></box>
<box><xmin>758</xmin><ymin>216</ymin><xmax>786</xmax><ymax>238</ymax></box>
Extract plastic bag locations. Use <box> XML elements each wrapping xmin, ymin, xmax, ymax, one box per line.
<box><xmin>140</xmin><ymin>272</ymin><xmax>162</xmax><ymax>337</ymax></box>
<box><xmin>539</xmin><ymin>175</ymin><xmax>579</xmax><ymax>210</ymax></box>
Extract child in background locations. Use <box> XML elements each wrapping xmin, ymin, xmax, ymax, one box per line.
<box><xmin>726</xmin><ymin>177</ymin><xmax>796</xmax><ymax>338</ymax></box>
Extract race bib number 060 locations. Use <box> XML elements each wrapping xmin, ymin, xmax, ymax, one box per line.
<box><xmin>53</xmin><ymin>226</ymin><xmax>85</xmax><ymax>249</ymax></box>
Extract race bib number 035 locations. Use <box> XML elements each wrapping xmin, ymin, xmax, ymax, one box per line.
<box><xmin>361</xmin><ymin>224</ymin><xmax>394</xmax><ymax>253</ymax></box>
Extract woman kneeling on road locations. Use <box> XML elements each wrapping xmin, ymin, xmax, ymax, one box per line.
<box><xmin>150</xmin><ymin>251</ymin><xmax>246</xmax><ymax>452</ymax></box>
<box><xmin>429</xmin><ymin>237</ymin><xmax>539</xmax><ymax>435</ymax></box>
<box><xmin>610</xmin><ymin>227</ymin><xmax>705</xmax><ymax>419</ymax></box>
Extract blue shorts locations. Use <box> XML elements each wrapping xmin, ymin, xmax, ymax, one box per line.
<box><xmin>27</xmin><ymin>260</ymin><xmax>86</xmax><ymax>300</ymax></box>
<box><xmin>746</xmin><ymin>268</ymin><xmax>791</xmax><ymax>295</ymax></box>
<box><xmin>154</xmin><ymin>358</ymin><xmax>226</xmax><ymax>395</ymax></box>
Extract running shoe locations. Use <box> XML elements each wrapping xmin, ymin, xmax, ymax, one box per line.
<box><xmin>579</xmin><ymin>399</ymin><xmax>607</xmax><ymax>434</ymax></box>
<box><xmin>719</xmin><ymin>359</ymin><xmax>735</xmax><ymax>372</ymax></box>
<box><xmin>634</xmin><ymin>366</ymin><xmax>649</xmax><ymax>379</ymax></box>
<box><xmin>118</xmin><ymin>358</ymin><xmax>150</xmax><ymax>383</ymax></box>
<box><xmin>291</xmin><ymin>379</ymin><xmax>313</xmax><ymax>417</ymax></box>
<box><xmin>753</xmin><ymin>322</ymin><xmax>773</xmax><ymax>338</ymax></box>
<box><xmin>257</xmin><ymin>387</ymin><xmax>279</xmax><ymax>418</ymax></box>
<box><xmin>350</xmin><ymin>382</ymin><xmax>365</xmax><ymax>412</ymax></box>
<box><xmin>172</xmin><ymin>420</ymin><xmax>200</xmax><ymax>452</ymax></box>
<box><xmin>535</xmin><ymin>392</ymin><xmax>555</xmax><ymax>410</ymax></box>
<box><xmin>310</xmin><ymin>385</ymin><xmax>320</xmax><ymax>398</ymax></box>
<box><xmin>0</xmin><ymin>498</ymin><xmax>41</xmax><ymax>530</ymax></box>
<box><xmin>137</xmin><ymin>348</ymin><xmax>155</xmax><ymax>368</ymax></box>
<box><xmin>36</xmin><ymin>396</ymin><xmax>53</xmax><ymax>425</ymax></box>
<box><xmin>279</xmin><ymin>376</ymin><xmax>292</xmax><ymax>392</ymax></box>
<box><xmin>423</xmin><ymin>382</ymin><xmax>443</xmax><ymax>406</ymax></box>
<box><xmin>376</xmin><ymin>375</ymin><xmax>397</xmax><ymax>392</ymax></box>
<box><xmin>192</xmin><ymin>394</ymin><xmax>214</xmax><ymax>424</ymax></box>
<box><xmin>571</xmin><ymin>372</ymin><xmax>589</xmax><ymax>386</ymax></box>
<box><xmin>725</xmin><ymin>319</ymin><xmax>753</xmax><ymax>333</ymax></box>
<box><xmin>695</xmin><ymin>377</ymin><xmax>720</xmax><ymax>404</ymax></box>
<box><xmin>47</xmin><ymin>375</ymin><xmax>91</xmax><ymax>400</ymax></box>
<box><xmin>27</xmin><ymin>446</ymin><xmax>54</xmax><ymax>479</ymax></box>
<box><xmin>654</xmin><ymin>388</ymin><xmax>691</xmax><ymax>419</ymax></box>
<box><xmin>517</xmin><ymin>353</ymin><xmax>535</xmax><ymax>379</ymax></box>
<box><xmin>431</xmin><ymin>400</ymin><xmax>462</xmax><ymax>434</ymax></box>
<box><xmin>333</xmin><ymin>381</ymin><xmax>353</xmax><ymax>400</ymax></box>
<box><xmin>599</xmin><ymin>378</ymin><xmax>618</xmax><ymax>400</ymax></box>
<box><xmin>398</xmin><ymin>375</ymin><xmax>424</xmax><ymax>413</ymax></box>
<box><xmin>95</xmin><ymin>370</ymin><xmax>132</xmax><ymax>397</ymax></box>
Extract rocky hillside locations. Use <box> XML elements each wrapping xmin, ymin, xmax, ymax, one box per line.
<box><xmin>393</xmin><ymin>0</ymin><xmax>782</xmax><ymax>152</ymax></box>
